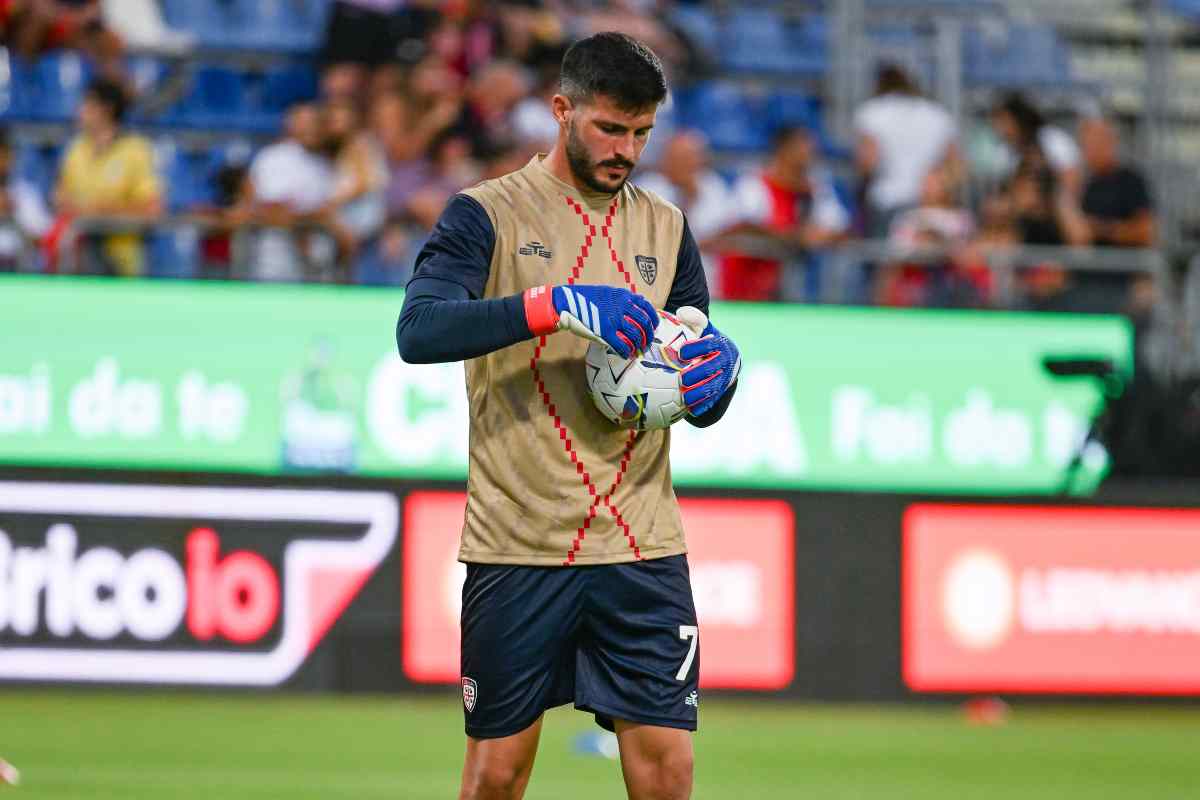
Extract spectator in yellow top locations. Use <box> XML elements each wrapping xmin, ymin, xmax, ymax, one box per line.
<box><xmin>55</xmin><ymin>78</ymin><xmax>162</xmax><ymax>276</ymax></box>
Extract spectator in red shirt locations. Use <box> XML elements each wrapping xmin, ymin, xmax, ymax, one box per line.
<box><xmin>714</xmin><ymin>125</ymin><xmax>849</xmax><ymax>301</ymax></box>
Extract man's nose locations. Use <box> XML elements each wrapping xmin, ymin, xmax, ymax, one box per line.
<box><xmin>613</xmin><ymin>132</ymin><xmax>638</xmax><ymax>161</ymax></box>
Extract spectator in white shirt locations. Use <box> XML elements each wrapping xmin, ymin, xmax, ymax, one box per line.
<box><xmin>855</xmin><ymin>64</ymin><xmax>961</xmax><ymax>236</ymax></box>
<box><xmin>0</xmin><ymin>129</ymin><xmax>52</xmax><ymax>270</ymax></box>
<box><xmin>239</xmin><ymin>103</ymin><xmax>340</xmax><ymax>282</ymax></box>
<box><xmin>636</xmin><ymin>131</ymin><xmax>733</xmax><ymax>288</ymax></box>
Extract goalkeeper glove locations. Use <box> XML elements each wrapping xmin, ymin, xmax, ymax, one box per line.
<box><xmin>676</xmin><ymin>306</ymin><xmax>741</xmax><ymax>417</ymax></box>
<box><xmin>523</xmin><ymin>284</ymin><xmax>657</xmax><ymax>359</ymax></box>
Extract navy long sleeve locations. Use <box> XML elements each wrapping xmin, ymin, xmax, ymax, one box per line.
<box><xmin>668</xmin><ymin>216</ymin><xmax>737</xmax><ymax>428</ymax></box>
<box><xmin>395</xmin><ymin>194</ymin><xmax>533</xmax><ymax>364</ymax></box>
<box><xmin>664</xmin><ymin>216</ymin><xmax>710</xmax><ymax>317</ymax></box>
<box><xmin>396</xmin><ymin>278</ymin><xmax>533</xmax><ymax>364</ymax></box>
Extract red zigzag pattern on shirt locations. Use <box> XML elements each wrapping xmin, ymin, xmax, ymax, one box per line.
<box><xmin>525</xmin><ymin>195</ymin><xmax>643</xmax><ymax>565</ymax></box>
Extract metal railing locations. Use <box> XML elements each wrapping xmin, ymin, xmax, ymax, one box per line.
<box><xmin>709</xmin><ymin>234</ymin><xmax>1169</xmax><ymax>305</ymax></box>
<box><xmin>10</xmin><ymin>215</ymin><xmax>347</xmax><ymax>283</ymax></box>
<box><xmin>3</xmin><ymin>217</ymin><xmax>1193</xmax><ymax>373</ymax></box>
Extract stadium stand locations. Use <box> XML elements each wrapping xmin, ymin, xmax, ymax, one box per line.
<box><xmin>0</xmin><ymin>0</ymin><xmax>1195</xmax><ymax>305</ymax></box>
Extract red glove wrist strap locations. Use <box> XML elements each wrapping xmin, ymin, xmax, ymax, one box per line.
<box><xmin>523</xmin><ymin>285</ymin><xmax>559</xmax><ymax>336</ymax></box>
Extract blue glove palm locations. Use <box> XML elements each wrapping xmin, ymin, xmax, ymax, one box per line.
<box><xmin>679</xmin><ymin>314</ymin><xmax>741</xmax><ymax>416</ymax></box>
<box><xmin>552</xmin><ymin>284</ymin><xmax>657</xmax><ymax>359</ymax></box>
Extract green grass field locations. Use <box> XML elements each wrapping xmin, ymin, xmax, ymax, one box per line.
<box><xmin>2</xmin><ymin>691</ymin><xmax>1198</xmax><ymax>799</ymax></box>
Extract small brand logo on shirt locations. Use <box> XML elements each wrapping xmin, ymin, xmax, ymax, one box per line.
<box><xmin>635</xmin><ymin>255</ymin><xmax>658</xmax><ymax>285</ymax></box>
<box><xmin>685</xmin><ymin>691</ymin><xmax>699</xmax><ymax>708</ymax></box>
<box><xmin>519</xmin><ymin>241</ymin><xmax>553</xmax><ymax>259</ymax></box>
<box><xmin>462</xmin><ymin>677</ymin><xmax>479</xmax><ymax>713</ymax></box>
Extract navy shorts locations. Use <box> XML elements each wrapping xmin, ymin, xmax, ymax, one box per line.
<box><xmin>459</xmin><ymin>554</ymin><xmax>700</xmax><ymax>739</ymax></box>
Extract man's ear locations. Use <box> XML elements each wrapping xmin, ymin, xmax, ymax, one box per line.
<box><xmin>550</xmin><ymin>94</ymin><xmax>573</xmax><ymax>126</ymax></box>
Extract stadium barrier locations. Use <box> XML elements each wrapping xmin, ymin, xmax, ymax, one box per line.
<box><xmin>0</xmin><ymin>215</ymin><xmax>1173</xmax><ymax>294</ymax></box>
<box><xmin>53</xmin><ymin>216</ymin><xmax>347</xmax><ymax>282</ymax></box>
<box><xmin>1</xmin><ymin>467</ymin><xmax>1197</xmax><ymax>701</ymax></box>
<box><xmin>712</xmin><ymin>233</ymin><xmax>1169</xmax><ymax>308</ymax></box>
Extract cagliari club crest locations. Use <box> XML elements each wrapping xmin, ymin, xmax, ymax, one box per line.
<box><xmin>635</xmin><ymin>255</ymin><xmax>658</xmax><ymax>285</ymax></box>
<box><xmin>462</xmin><ymin>677</ymin><xmax>479</xmax><ymax>712</ymax></box>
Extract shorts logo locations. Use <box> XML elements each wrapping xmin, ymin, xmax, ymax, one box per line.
<box><xmin>519</xmin><ymin>241</ymin><xmax>553</xmax><ymax>259</ymax></box>
<box><xmin>635</xmin><ymin>255</ymin><xmax>657</xmax><ymax>285</ymax></box>
<box><xmin>462</xmin><ymin>677</ymin><xmax>479</xmax><ymax>712</ymax></box>
<box><xmin>685</xmin><ymin>691</ymin><xmax>699</xmax><ymax>708</ymax></box>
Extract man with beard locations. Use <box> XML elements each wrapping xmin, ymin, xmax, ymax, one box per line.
<box><xmin>395</xmin><ymin>32</ymin><xmax>740</xmax><ymax>800</ymax></box>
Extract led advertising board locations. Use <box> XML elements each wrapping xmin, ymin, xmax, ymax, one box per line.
<box><xmin>402</xmin><ymin>491</ymin><xmax>795</xmax><ymax>690</ymax></box>
<box><xmin>904</xmin><ymin>504</ymin><xmax>1200</xmax><ymax>694</ymax></box>
<box><xmin>0</xmin><ymin>275</ymin><xmax>1129</xmax><ymax>493</ymax></box>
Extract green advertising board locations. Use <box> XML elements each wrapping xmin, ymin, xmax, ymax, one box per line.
<box><xmin>0</xmin><ymin>275</ymin><xmax>1130</xmax><ymax>493</ymax></box>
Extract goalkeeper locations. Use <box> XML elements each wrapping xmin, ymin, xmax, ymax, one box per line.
<box><xmin>396</xmin><ymin>32</ymin><xmax>740</xmax><ymax>800</ymax></box>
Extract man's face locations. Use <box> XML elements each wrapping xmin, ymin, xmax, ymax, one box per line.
<box><xmin>662</xmin><ymin>133</ymin><xmax>707</xmax><ymax>184</ymax></box>
<box><xmin>991</xmin><ymin>110</ymin><xmax>1019</xmax><ymax>147</ymax></box>
<box><xmin>775</xmin><ymin>131</ymin><xmax>814</xmax><ymax>180</ymax></box>
<box><xmin>77</xmin><ymin>97</ymin><xmax>109</xmax><ymax>135</ymax></box>
<box><xmin>559</xmin><ymin>93</ymin><xmax>657</xmax><ymax>194</ymax></box>
<box><xmin>1079</xmin><ymin>119</ymin><xmax>1117</xmax><ymax>173</ymax></box>
<box><xmin>289</xmin><ymin>106</ymin><xmax>325</xmax><ymax>153</ymax></box>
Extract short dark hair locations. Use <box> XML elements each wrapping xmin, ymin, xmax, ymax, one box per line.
<box><xmin>559</xmin><ymin>32</ymin><xmax>667</xmax><ymax>112</ymax></box>
<box><xmin>84</xmin><ymin>78</ymin><xmax>129</xmax><ymax>123</ymax></box>
<box><xmin>874</xmin><ymin>63</ymin><xmax>919</xmax><ymax>97</ymax></box>
<box><xmin>770</xmin><ymin>125</ymin><xmax>811</xmax><ymax>154</ymax></box>
<box><xmin>992</xmin><ymin>91</ymin><xmax>1046</xmax><ymax>148</ymax></box>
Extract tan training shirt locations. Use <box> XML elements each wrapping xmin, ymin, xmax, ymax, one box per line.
<box><xmin>456</xmin><ymin>155</ymin><xmax>691</xmax><ymax>566</ymax></box>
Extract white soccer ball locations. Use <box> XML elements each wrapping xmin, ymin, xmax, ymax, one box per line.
<box><xmin>585</xmin><ymin>309</ymin><xmax>698</xmax><ymax>430</ymax></box>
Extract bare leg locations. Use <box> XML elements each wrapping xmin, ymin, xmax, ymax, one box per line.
<box><xmin>458</xmin><ymin>715</ymin><xmax>544</xmax><ymax>800</ymax></box>
<box><xmin>614</xmin><ymin>719</ymin><xmax>694</xmax><ymax>800</ymax></box>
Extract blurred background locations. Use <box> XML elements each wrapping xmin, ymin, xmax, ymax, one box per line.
<box><xmin>3</xmin><ymin>1</ymin><xmax>1200</xmax><ymax>798</ymax></box>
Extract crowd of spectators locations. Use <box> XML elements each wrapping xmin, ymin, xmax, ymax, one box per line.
<box><xmin>0</xmin><ymin>0</ymin><xmax>1163</xmax><ymax>326</ymax></box>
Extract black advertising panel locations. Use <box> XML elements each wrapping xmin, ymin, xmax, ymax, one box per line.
<box><xmin>0</xmin><ymin>481</ymin><xmax>397</xmax><ymax>686</ymax></box>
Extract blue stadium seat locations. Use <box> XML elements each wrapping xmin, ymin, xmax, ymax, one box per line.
<box><xmin>126</xmin><ymin>55</ymin><xmax>171</xmax><ymax>98</ymax></box>
<box><xmin>0</xmin><ymin>56</ymin><xmax>37</xmax><ymax>121</ymax></box>
<box><xmin>720</xmin><ymin>9</ymin><xmax>827</xmax><ymax>78</ymax></box>
<box><xmin>167</xmin><ymin>65</ymin><xmax>251</xmax><ymax>130</ymax></box>
<box><xmin>259</xmin><ymin>63</ymin><xmax>319</xmax><ymax>113</ymax></box>
<box><xmin>157</xmin><ymin>0</ymin><xmax>214</xmax><ymax>41</ymax></box>
<box><xmin>235</xmin><ymin>0</ymin><xmax>330</xmax><ymax>52</ymax></box>
<box><xmin>1167</xmin><ymin>0</ymin><xmax>1200</xmax><ymax>18</ymax></box>
<box><xmin>160</xmin><ymin>0</ymin><xmax>328</xmax><ymax>52</ymax></box>
<box><xmin>763</xmin><ymin>90</ymin><xmax>846</xmax><ymax>159</ymax></box>
<box><xmin>674</xmin><ymin>82</ymin><xmax>770</xmax><ymax>153</ymax></box>
<box><xmin>14</xmin><ymin>142</ymin><xmax>63</xmax><ymax>199</ymax></box>
<box><xmin>156</xmin><ymin>142</ymin><xmax>212</xmax><ymax>213</ymax></box>
<box><xmin>147</xmin><ymin>226</ymin><xmax>200</xmax><ymax>279</ymax></box>
<box><xmin>868</xmin><ymin>24</ymin><xmax>937</xmax><ymax>93</ymax></box>
<box><xmin>964</xmin><ymin>24</ymin><xmax>1073</xmax><ymax>86</ymax></box>
<box><xmin>670</xmin><ymin>5</ymin><xmax>719</xmax><ymax>55</ymax></box>
<box><xmin>6</xmin><ymin>51</ymin><xmax>93</xmax><ymax>123</ymax></box>
<box><xmin>765</xmin><ymin>90</ymin><xmax>821</xmax><ymax>133</ymax></box>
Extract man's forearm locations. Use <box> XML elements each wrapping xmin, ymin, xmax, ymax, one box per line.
<box><xmin>396</xmin><ymin>277</ymin><xmax>533</xmax><ymax>364</ymax></box>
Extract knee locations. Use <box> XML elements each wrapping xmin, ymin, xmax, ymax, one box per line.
<box><xmin>460</xmin><ymin>761</ymin><xmax>527</xmax><ymax>800</ymax></box>
<box><xmin>631</xmin><ymin>749</ymin><xmax>694</xmax><ymax>800</ymax></box>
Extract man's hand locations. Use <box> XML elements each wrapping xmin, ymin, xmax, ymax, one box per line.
<box><xmin>523</xmin><ymin>284</ymin><xmax>657</xmax><ymax>359</ymax></box>
<box><xmin>676</xmin><ymin>306</ymin><xmax>741</xmax><ymax>417</ymax></box>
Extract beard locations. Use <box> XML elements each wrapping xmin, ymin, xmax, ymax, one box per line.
<box><xmin>566</xmin><ymin>121</ymin><xmax>636</xmax><ymax>194</ymax></box>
